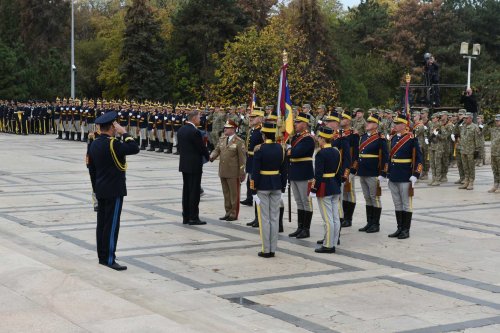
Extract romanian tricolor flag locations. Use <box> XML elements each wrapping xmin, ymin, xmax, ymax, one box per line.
<box><xmin>250</xmin><ymin>85</ymin><xmax>257</xmax><ymax>113</ymax></box>
<box><xmin>276</xmin><ymin>63</ymin><xmax>294</xmax><ymax>141</ymax></box>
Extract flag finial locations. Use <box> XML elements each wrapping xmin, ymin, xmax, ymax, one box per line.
<box><xmin>282</xmin><ymin>50</ymin><xmax>288</xmax><ymax>65</ymax></box>
<box><xmin>253</xmin><ymin>81</ymin><xmax>256</xmax><ymax>89</ymax></box>
<box><xmin>405</xmin><ymin>73</ymin><xmax>411</xmax><ymax>83</ymax></box>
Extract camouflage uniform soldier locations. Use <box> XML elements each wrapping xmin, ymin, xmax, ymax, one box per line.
<box><xmin>227</xmin><ymin>106</ymin><xmax>240</xmax><ymax>124</ymax></box>
<box><xmin>452</xmin><ymin>110</ymin><xmax>466</xmax><ymax>184</ymax></box>
<box><xmin>458</xmin><ymin>113</ymin><xmax>481</xmax><ymax>190</ymax></box>
<box><xmin>412</xmin><ymin>111</ymin><xmax>428</xmax><ymax>180</ymax></box>
<box><xmin>428</xmin><ymin>112</ymin><xmax>446</xmax><ymax>186</ymax></box>
<box><xmin>476</xmin><ymin>115</ymin><xmax>486</xmax><ymax>166</ymax></box>
<box><xmin>208</xmin><ymin>106</ymin><xmax>227</xmax><ymax>145</ymax></box>
<box><xmin>302</xmin><ymin>104</ymin><xmax>316</xmax><ymax>128</ymax></box>
<box><xmin>236</xmin><ymin>104</ymin><xmax>249</xmax><ymax>140</ymax></box>
<box><xmin>439</xmin><ymin>111</ymin><xmax>454</xmax><ymax>182</ymax></box>
<box><xmin>485</xmin><ymin>114</ymin><xmax>500</xmax><ymax>192</ymax></box>
<box><xmin>352</xmin><ymin>108</ymin><xmax>367</xmax><ymax>137</ymax></box>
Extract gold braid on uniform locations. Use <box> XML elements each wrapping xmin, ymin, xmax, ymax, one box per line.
<box><xmin>109</xmin><ymin>137</ymin><xmax>127</xmax><ymax>171</ymax></box>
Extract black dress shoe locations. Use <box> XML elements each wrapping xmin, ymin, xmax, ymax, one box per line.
<box><xmin>93</xmin><ymin>206</ymin><xmax>98</xmax><ymax>212</ymax></box>
<box><xmin>246</xmin><ymin>220</ymin><xmax>256</xmax><ymax>226</ymax></box>
<box><xmin>240</xmin><ymin>199</ymin><xmax>253</xmax><ymax>206</ymax></box>
<box><xmin>315</xmin><ymin>246</ymin><xmax>335</xmax><ymax>253</ymax></box>
<box><xmin>226</xmin><ymin>217</ymin><xmax>237</xmax><ymax>221</ymax></box>
<box><xmin>188</xmin><ymin>220</ymin><xmax>207</xmax><ymax>225</ymax></box>
<box><xmin>365</xmin><ymin>225</ymin><xmax>380</xmax><ymax>233</ymax></box>
<box><xmin>219</xmin><ymin>215</ymin><xmax>229</xmax><ymax>220</ymax></box>
<box><xmin>251</xmin><ymin>221</ymin><xmax>259</xmax><ymax>228</ymax></box>
<box><xmin>258</xmin><ymin>252</ymin><xmax>274</xmax><ymax>258</ymax></box>
<box><xmin>317</xmin><ymin>239</ymin><xmax>324</xmax><ymax>244</ymax></box>
<box><xmin>100</xmin><ymin>261</ymin><xmax>127</xmax><ymax>271</ymax></box>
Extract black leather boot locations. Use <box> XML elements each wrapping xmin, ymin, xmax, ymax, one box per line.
<box><xmin>174</xmin><ymin>145</ymin><xmax>180</xmax><ymax>155</ymax></box>
<box><xmin>156</xmin><ymin>141</ymin><xmax>164</xmax><ymax>152</ymax></box>
<box><xmin>83</xmin><ymin>133</ymin><xmax>88</xmax><ymax>142</ymax></box>
<box><xmin>247</xmin><ymin>206</ymin><xmax>258</xmax><ymax>227</ymax></box>
<box><xmin>388</xmin><ymin>211</ymin><xmax>403</xmax><ymax>238</ymax></box>
<box><xmin>341</xmin><ymin>201</ymin><xmax>351</xmax><ymax>227</ymax></box>
<box><xmin>65</xmin><ymin>131</ymin><xmax>69</xmax><ymax>140</ymax></box>
<box><xmin>359</xmin><ymin>205</ymin><xmax>373</xmax><ymax>231</ymax></box>
<box><xmin>289</xmin><ymin>210</ymin><xmax>303</xmax><ymax>237</ymax></box>
<box><xmin>279</xmin><ymin>207</ymin><xmax>284</xmax><ymax>233</ymax></box>
<box><xmin>57</xmin><ymin>131</ymin><xmax>62</xmax><ymax>139</ymax></box>
<box><xmin>70</xmin><ymin>132</ymin><xmax>75</xmax><ymax>140</ymax></box>
<box><xmin>165</xmin><ymin>142</ymin><xmax>172</xmax><ymax>154</ymax></box>
<box><xmin>77</xmin><ymin>132</ymin><xmax>82</xmax><ymax>142</ymax></box>
<box><xmin>398</xmin><ymin>211</ymin><xmax>412</xmax><ymax>239</ymax></box>
<box><xmin>296</xmin><ymin>211</ymin><xmax>312</xmax><ymax>239</ymax></box>
<box><xmin>366</xmin><ymin>207</ymin><xmax>381</xmax><ymax>233</ymax></box>
<box><xmin>147</xmin><ymin>140</ymin><xmax>156</xmax><ymax>151</ymax></box>
<box><xmin>140</xmin><ymin>139</ymin><xmax>147</xmax><ymax>150</ymax></box>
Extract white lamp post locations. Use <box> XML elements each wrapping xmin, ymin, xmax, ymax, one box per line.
<box><xmin>460</xmin><ymin>42</ymin><xmax>480</xmax><ymax>90</ymax></box>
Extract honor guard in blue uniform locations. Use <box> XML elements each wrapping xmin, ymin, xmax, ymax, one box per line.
<box><xmin>156</xmin><ymin>109</ymin><xmax>166</xmax><ymax>152</ymax></box>
<box><xmin>387</xmin><ymin>113</ymin><xmax>423</xmax><ymax>239</ymax></box>
<box><xmin>88</xmin><ymin>111</ymin><xmax>140</xmax><ymax>270</ymax></box>
<box><xmin>147</xmin><ymin>107</ymin><xmax>157</xmax><ymax>151</ymax></box>
<box><xmin>340</xmin><ymin>109</ymin><xmax>360</xmax><ymax>227</ymax></box>
<box><xmin>243</xmin><ymin>107</ymin><xmax>265</xmax><ymax>227</ymax></box>
<box><xmin>173</xmin><ymin>110</ymin><xmax>183</xmax><ymax>155</ymax></box>
<box><xmin>356</xmin><ymin>113</ymin><xmax>389</xmax><ymax>233</ymax></box>
<box><xmin>138</xmin><ymin>106</ymin><xmax>148</xmax><ymax>150</ymax></box>
<box><xmin>288</xmin><ymin>112</ymin><xmax>315</xmax><ymax>239</ymax></box>
<box><xmin>310</xmin><ymin>127</ymin><xmax>343</xmax><ymax>253</ymax></box>
<box><xmin>251</xmin><ymin>122</ymin><xmax>288</xmax><ymax>258</ymax></box>
<box><xmin>164</xmin><ymin>105</ymin><xmax>174</xmax><ymax>154</ymax></box>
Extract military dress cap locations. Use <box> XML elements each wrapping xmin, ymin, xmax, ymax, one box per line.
<box><xmin>295</xmin><ymin>112</ymin><xmax>310</xmax><ymax>124</ymax></box>
<box><xmin>324</xmin><ymin>111</ymin><xmax>340</xmax><ymax>122</ymax></box>
<box><xmin>412</xmin><ymin>110</ymin><xmax>421</xmax><ymax>116</ymax></box>
<box><xmin>421</xmin><ymin>107</ymin><xmax>430</xmax><ymax>113</ymax></box>
<box><xmin>342</xmin><ymin>109</ymin><xmax>353</xmax><ymax>120</ymax></box>
<box><xmin>318</xmin><ymin>126</ymin><xmax>334</xmax><ymax>139</ymax></box>
<box><xmin>394</xmin><ymin>114</ymin><xmax>409</xmax><ymax>124</ymax></box>
<box><xmin>367</xmin><ymin>113</ymin><xmax>381</xmax><ymax>124</ymax></box>
<box><xmin>302</xmin><ymin>103</ymin><xmax>311</xmax><ymax>109</ymax></box>
<box><xmin>353</xmin><ymin>107</ymin><xmax>364</xmax><ymax>113</ymax></box>
<box><xmin>224</xmin><ymin>119</ymin><xmax>238</xmax><ymax>128</ymax></box>
<box><xmin>334</xmin><ymin>106</ymin><xmax>343</xmax><ymax>113</ymax></box>
<box><xmin>458</xmin><ymin>109</ymin><xmax>466</xmax><ymax>115</ymax></box>
<box><xmin>266</xmin><ymin>110</ymin><xmax>278</xmax><ymax>121</ymax></box>
<box><xmin>465</xmin><ymin>112</ymin><xmax>473</xmax><ymax>117</ymax></box>
<box><xmin>440</xmin><ymin>111</ymin><xmax>449</xmax><ymax>116</ymax></box>
<box><xmin>250</xmin><ymin>106</ymin><xmax>265</xmax><ymax>117</ymax></box>
<box><xmin>431</xmin><ymin>112</ymin><xmax>440</xmax><ymax>118</ymax></box>
<box><xmin>368</xmin><ymin>107</ymin><xmax>378</xmax><ymax>114</ymax></box>
<box><xmin>95</xmin><ymin>111</ymin><xmax>118</xmax><ymax>125</ymax></box>
<box><xmin>261</xmin><ymin>122</ymin><xmax>277</xmax><ymax>133</ymax></box>
<box><xmin>265</xmin><ymin>105</ymin><xmax>274</xmax><ymax>110</ymax></box>
<box><xmin>317</xmin><ymin>104</ymin><xmax>326</xmax><ymax>110</ymax></box>
<box><xmin>495</xmin><ymin>114</ymin><xmax>500</xmax><ymax>121</ymax></box>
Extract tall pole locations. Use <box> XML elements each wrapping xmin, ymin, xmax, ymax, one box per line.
<box><xmin>71</xmin><ymin>0</ymin><xmax>75</xmax><ymax>99</ymax></box>
<box><xmin>466</xmin><ymin>56</ymin><xmax>472</xmax><ymax>90</ymax></box>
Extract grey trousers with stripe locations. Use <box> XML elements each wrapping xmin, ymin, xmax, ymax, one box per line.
<box><xmin>317</xmin><ymin>194</ymin><xmax>340</xmax><ymax>248</ymax></box>
<box><xmin>257</xmin><ymin>190</ymin><xmax>281</xmax><ymax>253</ymax></box>
<box><xmin>388</xmin><ymin>181</ymin><xmax>412</xmax><ymax>212</ymax></box>
<box><xmin>291</xmin><ymin>180</ymin><xmax>313</xmax><ymax>212</ymax></box>
<box><xmin>359</xmin><ymin>176</ymin><xmax>381</xmax><ymax>208</ymax></box>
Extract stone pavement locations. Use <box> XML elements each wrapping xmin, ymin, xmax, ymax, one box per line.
<box><xmin>0</xmin><ymin>134</ymin><xmax>499</xmax><ymax>333</ymax></box>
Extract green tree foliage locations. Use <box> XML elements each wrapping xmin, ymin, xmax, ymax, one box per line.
<box><xmin>120</xmin><ymin>0</ymin><xmax>166</xmax><ymax>100</ymax></box>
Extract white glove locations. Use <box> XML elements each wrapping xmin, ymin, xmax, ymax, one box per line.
<box><xmin>378</xmin><ymin>175</ymin><xmax>386</xmax><ymax>183</ymax></box>
<box><xmin>433</xmin><ymin>129</ymin><xmax>438</xmax><ymax>136</ymax></box>
<box><xmin>479</xmin><ymin>124</ymin><xmax>484</xmax><ymax>129</ymax></box>
<box><xmin>136</xmin><ymin>115</ymin><xmax>140</xmax><ymax>119</ymax></box>
<box><xmin>425</xmin><ymin>138</ymin><xmax>429</xmax><ymax>145</ymax></box>
<box><xmin>409</xmin><ymin>176</ymin><xmax>417</xmax><ymax>187</ymax></box>
<box><xmin>318</xmin><ymin>120</ymin><xmax>323</xmax><ymax>124</ymax></box>
<box><xmin>240</xmin><ymin>115</ymin><xmax>245</xmax><ymax>120</ymax></box>
<box><xmin>349</xmin><ymin>173</ymin><xmax>355</xmax><ymax>181</ymax></box>
<box><xmin>129</xmin><ymin>112</ymin><xmax>132</xmax><ymax>116</ymax></box>
<box><xmin>386</xmin><ymin>134</ymin><xmax>390</xmax><ymax>140</ymax></box>
<box><xmin>286</xmin><ymin>144</ymin><xmax>291</xmax><ymax>150</ymax></box>
<box><xmin>155</xmin><ymin>116</ymin><xmax>158</xmax><ymax>119</ymax></box>
<box><xmin>252</xmin><ymin>195</ymin><xmax>260</xmax><ymax>205</ymax></box>
<box><xmin>424</xmin><ymin>126</ymin><xmax>428</xmax><ymax>130</ymax></box>
<box><xmin>309</xmin><ymin>192</ymin><xmax>316</xmax><ymax>198</ymax></box>
<box><xmin>118</xmin><ymin>112</ymin><xmax>121</xmax><ymax>116</ymax></box>
<box><xmin>451</xmin><ymin>134</ymin><xmax>456</xmax><ymax>142</ymax></box>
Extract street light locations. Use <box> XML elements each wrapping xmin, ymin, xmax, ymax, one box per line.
<box><xmin>460</xmin><ymin>42</ymin><xmax>480</xmax><ymax>90</ymax></box>
<box><xmin>71</xmin><ymin>0</ymin><xmax>75</xmax><ymax>99</ymax></box>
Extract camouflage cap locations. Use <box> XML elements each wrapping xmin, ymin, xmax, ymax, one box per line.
<box><xmin>412</xmin><ymin>111</ymin><xmax>421</xmax><ymax>116</ymax></box>
<box><xmin>465</xmin><ymin>112</ymin><xmax>473</xmax><ymax>117</ymax></box>
<box><xmin>334</xmin><ymin>106</ymin><xmax>343</xmax><ymax>113</ymax></box>
<box><xmin>495</xmin><ymin>114</ymin><xmax>500</xmax><ymax>121</ymax></box>
<box><xmin>458</xmin><ymin>109</ymin><xmax>466</xmax><ymax>115</ymax></box>
<box><xmin>431</xmin><ymin>112</ymin><xmax>440</xmax><ymax>118</ymax></box>
<box><xmin>302</xmin><ymin>103</ymin><xmax>311</xmax><ymax>110</ymax></box>
<box><xmin>421</xmin><ymin>107</ymin><xmax>430</xmax><ymax>113</ymax></box>
<box><xmin>440</xmin><ymin>111</ymin><xmax>449</xmax><ymax>116</ymax></box>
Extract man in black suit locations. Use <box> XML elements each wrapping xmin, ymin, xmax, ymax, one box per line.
<box><xmin>88</xmin><ymin>111</ymin><xmax>140</xmax><ymax>270</ymax></box>
<box><xmin>178</xmin><ymin>110</ymin><xmax>210</xmax><ymax>225</ymax></box>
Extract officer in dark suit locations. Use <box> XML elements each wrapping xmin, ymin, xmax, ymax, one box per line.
<box><xmin>177</xmin><ymin>110</ymin><xmax>210</xmax><ymax>225</ymax></box>
<box><xmin>387</xmin><ymin>114</ymin><xmax>423</xmax><ymax>239</ymax></box>
<box><xmin>251</xmin><ymin>122</ymin><xmax>288</xmax><ymax>258</ymax></box>
<box><xmin>88</xmin><ymin>111</ymin><xmax>140</xmax><ymax>271</ymax></box>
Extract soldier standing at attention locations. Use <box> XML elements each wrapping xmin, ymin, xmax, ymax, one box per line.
<box><xmin>412</xmin><ymin>111</ymin><xmax>427</xmax><ymax>181</ymax></box>
<box><xmin>251</xmin><ymin>122</ymin><xmax>288</xmax><ymax>258</ymax></box>
<box><xmin>459</xmin><ymin>112</ymin><xmax>481</xmax><ymax>190</ymax></box>
<box><xmin>309</xmin><ymin>126</ymin><xmax>343</xmax><ymax>253</ymax></box>
<box><xmin>352</xmin><ymin>108</ymin><xmax>367</xmax><ymax>137</ymax></box>
<box><xmin>208</xmin><ymin>105</ymin><xmax>227</xmax><ymax>146</ymax></box>
<box><xmin>88</xmin><ymin>111</ymin><xmax>140</xmax><ymax>270</ymax></box>
<box><xmin>428</xmin><ymin>112</ymin><xmax>443</xmax><ymax>186</ymax></box>
<box><xmin>210</xmin><ymin>120</ymin><xmax>247</xmax><ymax>221</ymax></box>
<box><xmin>485</xmin><ymin>114</ymin><xmax>500</xmax><ymax>193</ymax></box>
<box><xmin>287</xmin><ymin>113</ymin><xmax>315</xmax><ymax>239</ymax></box>
<box><xmin>356</xmin><ymin>114</ymin><xmax>389</xmax><ymax>233</ymax></box>
<box><xmin>452</xmin><ymin>109</ymin><xmax>466</xmax><ymax>184</ymax></box>
<box><xmin>439</xmin><ymin>111</ymin><xmax>454</xmax><ymax>183</ymax></box>
<box><xmin>476</xmin><ymin>115</ymin><xmax>486</xmax><ymax>166</ymax></box>
<box><xmin>387</xmin><ymin>113</ymin><xmax>423</xmax><ymax>239</ymax></box>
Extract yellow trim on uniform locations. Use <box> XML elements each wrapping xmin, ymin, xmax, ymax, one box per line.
<box><xmin>109</xmin><ymin>138</ymin><xmax>127</xmax><ymax>171</ymax></box>
<box><xmin>342</xmin><ymin>113</ymin><xmax>352</xmax><ymax>120</ymax></box>
<box><xmin>290</xmin><ymin>157</ymin><xmax>313</xmax><ymax>162</ymax></box>
<box><xmin>367</xmin><ymin>116</ymin><xmax>380</xmax><ymax>124</ymax></box>
<box><xmin>319</xmin><ymin>131</ymin><xmax>333</xmax><ymax>139</ymax></box>
<box><xmin>296</xmin><ymin>116</ymin><xmax>309</xmax><ymax>123</ymax></box>
<box><xmin>262</xmin><ymin>127</ymin><xmax>276</xmax><ymax>133</ymax></box>
<box><xmin>409</xmin><ymin>196</ymin><xmax>413</xmax><ymax>212</ymax></box>
<box><xmin>359</xmin><ymin>154</ymin><xmax>379</xmax><ymax>158</ymax></box>
<box><xmin>248</xmin><ymin>151</ymin><xmax>254</xmax><ymax>156</ymax></box>
<box><xmin>256</xmin><ymin>199</ymin><xmax>264</xmax><ymax>253</ymax></box>
<box><xmin>325</xmin><ymin>116</ymin><xmax>340</xmax><ymax>122</ymax></box>
<box><xmin>323</xmin><ymin>173</ymin><xmax>336</xmax><ymax>178</ymax></box>
<box><xmin>391</xmin><ymin>158</ymin><xmax>412</xmax><ymax>163</ymax></box>
<box><xmin>260</xmin><ymin>170</ymin><xmax>279</xmax><ymax>175</ymax></box>
<box><xmin>125</xmin><ymin>136</ymin><xmax>134</xmax><ymax>142</ymax></box>
<box><xmin>319</xmin><ymin>198</ymin><xmax>331</xmax><ymax>248</ymax></box>
<box><xmin>338</xmin><ymin>195</ymin><xmax>344</xmax><ymax>218</ymax></box>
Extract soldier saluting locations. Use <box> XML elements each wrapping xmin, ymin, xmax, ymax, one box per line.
<box><xmin>88</xmin><ymin>111</ymin><xmax>140</xmax><ymax>270</ymax></box>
